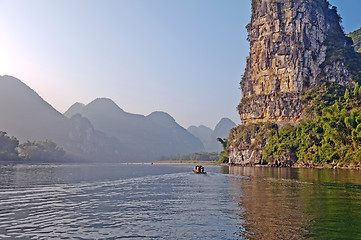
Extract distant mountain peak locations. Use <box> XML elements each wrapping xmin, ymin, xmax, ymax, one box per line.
<box><xmin>0</xmin><ymin>75</ymin><xmax>63</xmax><ymax>117</ymax></box>
<box><xmin>147</xmin><ymin>111</ymin><xmax>176</xmax><ymax>123</ymax></box>
<box><xmin>147</xmin><ymin>111</ymin><xmax>175</xmax><ymax>122</ymax></box>
<box><xmin>187</xmin><ymin>125</ymin><xmax>213</xmax><ymax>145</ymax></box>
<box><xmin>89</xmin><ymin>98</ymin><xmax>121</xmax><ymax>106</ymax></box>
<box><xmin>85</xmin><ymin>98</ymin><xmax>125</xmax><ymax>113</ymax></box>
<box><xmin>64</xmin><ymin>102</ymin><xmax>85</xmax><ymax>118</ymax></box>
<box><xmin>188</xmin><ymin>124</ymin><xmax>211</xmax><ymax>130</ymax></box>
<box><xmin>73</xmin><ymin>102</ymin><xmax>85</xmax><ymax>107</ymax></box>
<box><xmin>187</xmin><ymin>118</ymin><xmax>236</xmax><ymax>153</ymax></box>
<box><xmin>214</xmin><ymin>118</ymin><xmax>236</xmax><ymax>133</ymax></box>
<box><xmin>0</xmin><ymin>75</ymin><xmax>69</xmax><ymax>143</ymax></box>
<box><xmin>216</xmin><ymin>118</ymin><xmax>236</xmax><ymax>127</ymax></box>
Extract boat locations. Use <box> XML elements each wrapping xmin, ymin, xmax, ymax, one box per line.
<box><xmin>193</xmin><ymin>165</ymin><xmax>206</xmax><ymax>174</ymax></box>
<box><xmin>193</xmin><ymin>169</ymin><xmax>207</xmax><ymax>174</ymax></box>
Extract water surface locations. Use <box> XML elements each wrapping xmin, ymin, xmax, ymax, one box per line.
<box><xmin>0</xmin><ymin>164</ymin><xmax>360</xmax><ymax>239</ymax></box>
<box><xmin>228</xmin><ymin>167</ymin><xmax>361</xmax><ymax>239</ymax></box>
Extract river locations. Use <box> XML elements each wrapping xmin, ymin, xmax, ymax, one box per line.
<box><xmin>0</xmin><ymin>163</ymin><xmax>360</xmax><ymax>239</ymax></box>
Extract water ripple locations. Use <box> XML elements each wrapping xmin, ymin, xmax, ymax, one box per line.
<box><xmin>0</xmin><ymin>167</ymin><xmax>242</xmax><ymax>239</ymax></box>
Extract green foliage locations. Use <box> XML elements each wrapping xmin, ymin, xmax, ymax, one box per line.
<box><xmin>353</xmin><ymin>82</ymin><xmax>360</xmax><ymax>97</ymax></box>
<box><xmin>263</xmin><ymin>84</ymin><xmax>361</xmax><ymax>166</ymax></box>
<box><xmin>217</xmin><ymin>138</ymin><xmax>227</xmax><ymax>149</ymax></box>
<box><xmin>0</xmin><ymin>132</ymin><xmax>67</xmax><ymax>162</ymax></box>
<box><xmin>18</xmin><ymin>140</ymin><xmax>65</xmax><ymax>161</ymax></box>
<box><xmin>302</xmin><ymin>81</ymin><xmax>346</xmax><ymax>116</ymax></box>
<box><xmin>0</xmin><ymin>131</ymin><xmax>19</xmax><ymax>160</ymax></box>
<box><xmin>347</xmin><ymin>27</ymin><xmax>361</xmax><ymax>53</ymax></box>
<box><xmin>263</xmin><ymin>124</ymin><xmax>298</xmax><ymax>162</ymax></box>
<box><xmin>217</xmin><ymin>138</ymin><xmax>229</xmax><ymax>164</ymax></box>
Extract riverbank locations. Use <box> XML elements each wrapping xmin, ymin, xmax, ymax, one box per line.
<box><xmin>1</xmin><ymin>159</ymin><xmax>359</xmax><ymax>170</ymax></box>
<box><xmin>228</xmin><ymin>162</ymin><xmax>361</xmax><ymax>170</ymax></box>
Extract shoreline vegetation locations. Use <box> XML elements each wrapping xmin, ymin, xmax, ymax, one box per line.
<box><xmin>0</xmin><ymin>131</ymin><xmax>70</xmax><ymax>163</ymax></box>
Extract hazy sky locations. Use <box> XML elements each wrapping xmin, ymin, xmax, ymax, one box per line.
<box><xmin>0</xmin><ymin>0</ymin><xmax>360</xmax><ymax>129</ymax></box>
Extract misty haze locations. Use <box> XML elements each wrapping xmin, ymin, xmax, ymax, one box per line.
<box><xmin>1</xmin><ymin>0</ymin><xmax>361</xmax><ymax>239</ymax></box>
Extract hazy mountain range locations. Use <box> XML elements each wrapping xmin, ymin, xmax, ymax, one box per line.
<box><xmin>0</xmin><ymin>75</ymin><xmax>124</xmax><ymax>162</ymax></box>
<box><xmin>0</xmin><ymin>75</ymin><xmax>235</xmax><ymax>162</ymax></box>
<box><xmin>64</xmin><ymin>98</ymin><xmax>204</xmax><ymax>161</ymax></box>
<box><xmin>187</xmin><ymin>118</ymin><xmax>236</xmax><ymax>153</ymax></box>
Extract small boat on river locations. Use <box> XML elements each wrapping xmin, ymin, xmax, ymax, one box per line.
<box><xmin>193</xmin><ymin>165</ymin><xmax>206</xmax><ymax>174</ymax></box>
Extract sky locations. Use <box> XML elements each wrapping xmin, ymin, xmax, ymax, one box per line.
<box><xmin>0</xmin><ymin>0</ymin><xmax>360</xmax><ymax>129</ymax></box>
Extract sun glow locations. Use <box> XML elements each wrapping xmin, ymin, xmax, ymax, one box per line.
<box><xmin>0</xmin><ymin>45</ymin><xmax>13</xmax><ymax>76</ymax></box>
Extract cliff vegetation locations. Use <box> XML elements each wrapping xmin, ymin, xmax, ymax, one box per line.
<box><xmin>347</xmin><ymin>27</ymin><xmax>361</xmax><ymax>53</ymax></box>
<box><xmin>264</xmin><ymin>82</ymin><xmax>361</xmax><ymax>167</ymax></box>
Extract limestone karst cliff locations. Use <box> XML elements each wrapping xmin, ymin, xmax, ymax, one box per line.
<box><xmin>239</xmin><ymin>0</ymin><xmax>353</xmax><ymax>125</ymax></box>
<box><xmin>228</xmin><ymin>0</ymin><xmax>361</xmax><ymax>166</ymax></box>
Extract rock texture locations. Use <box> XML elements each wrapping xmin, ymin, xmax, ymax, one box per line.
<box><xmin>228</xmin><ymin>122</ymin><xmax>275</xmax><ymax>166</ymax></box>
<box><xmin>230</xmin><ymin>0</ymin><xmax>356</xmax><ymax>165</ymax></box>
<box><xmin>239</xmin><ymin>0</ymin><xmax>352</xmax><ymax>125</ymax></box>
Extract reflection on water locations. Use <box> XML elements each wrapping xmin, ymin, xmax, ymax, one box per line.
<box><xmin>228</xmin><ymin>167</ymin><xmax>307</xmax><ymax>239</ymax></box>
<box><xmin>228</xmin><ymin>166</ymin><xmax>361</xmax><ymax>239</ymax></box>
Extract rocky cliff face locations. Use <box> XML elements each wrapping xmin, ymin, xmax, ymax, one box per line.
<box><xmin>230</xmin><ymin>0</ymin><xmax>358</xmax><ymax>165</ymax></box>
<box><xmin>239</xmin><ymin>0</ymin><xmax>352</xmax><ymax>125</ymax></box>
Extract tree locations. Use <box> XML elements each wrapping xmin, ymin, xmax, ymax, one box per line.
<box><xmin>18</xmin><ymin>140</ymin><xmax>65</xmax><ymax>161</ymax></box>
<box><xmin>0</xmin><ymin>131</ymin><xmax>19</xmax><ymax>160</ymax></box>
<box><xmin>344</xmin><ymin>88</ymin><xmax>350</xmax><ymax>99</ymax></box>
<box><xmin>217</xmin><ymin>138</ymin><xmax>229</xmax><ymax>164</ymax></box>
<box><xmin>354</xmin><ymin>82</ymin><xmax>360</xmax><ymax>98</ymax></box>
<box><xmin>217</xmin><ymin>138</ymin><xmax>228</xmax><ymax>149</ymax></box>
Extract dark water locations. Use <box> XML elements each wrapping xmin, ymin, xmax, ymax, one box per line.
<box><xmin>0</xmin><ymin>164</ymin><xmax>361</xmax><ymax>239</ymax></box>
